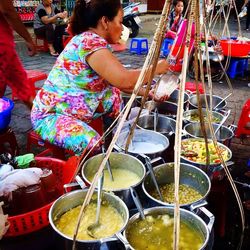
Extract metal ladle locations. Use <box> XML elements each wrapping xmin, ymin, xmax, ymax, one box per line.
<box><xmin>214</xmin><ymin>110</ymin><xmax>231</xmax><ymax>135</ymax></box>
<box><xmin>101</xmin><ymin>145</ymin><xmax>114</xmax><ymax>181</ymax></box>
<box><xmin>129</xmin><ymin>187</ymin><xmax>145</xmax><ymax>219</ymax></box>
<box><xmin>213</xmin><ymin>93</ymin><xmax>232</xmax><ymax>111</ymax></box>
<box><xmin>87</xmin><ymin>173</ymin><xmax>104</xmax><ymax>238</ymax></box>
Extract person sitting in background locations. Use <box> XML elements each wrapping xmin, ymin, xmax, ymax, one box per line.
<box><xmin>242</xmin><ymin>0</ymin><xmax>250</xmax><ymax>30</ymax></box>
<box><xmin>0</xmin><ymin>0</ymin><xmax>36</xmax><ymax>109</ymax></box>
<box><xmin>31</xmin><ymin>0</ymin><xmax>169</xmax><ymax>155</ymax></box>
<box><xmin>33</xmin><ymin>0</ymin><xmax>68</xmax><ymax>56</ymax></box>
<box><xmin>165</xmin><ymin>0</ymin><xmax>185</xmax><ymax>39</ymax></box>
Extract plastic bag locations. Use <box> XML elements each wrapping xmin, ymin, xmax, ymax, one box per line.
<box><xmin>238</xmin><ymin>7</ymin><xmax>247</xmax><ymax>18</ymax></box>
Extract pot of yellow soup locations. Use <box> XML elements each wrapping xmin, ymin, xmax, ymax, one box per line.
<box><xmin>49</xmin><ymin>189</ymin><xmax>129</xmax><ymax>249</ymax></box>
<box><xmin>123</xmin><ymin>206</ymin><xmax>212</xmax><ymax>250</ymax></box>
<box><xmin>82</xmin><ymin>152</ymin><xmax>146</xmax><ymax>208</ymax></box>
<box><xmin>180</xmin><ymin>138</ymin><xmax>232</xmax><ymax>180</ymax></box>
<box><xmin>142</xmin><ymin>162</ymin><xmax>211</xmax><ymax>208</ymax></box>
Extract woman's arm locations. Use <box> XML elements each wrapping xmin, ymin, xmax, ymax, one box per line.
<box><xmin>87</xmin><ymin>48</ymin><xmax>169</xmax><ymax>91</ymax></box>
<box><xmin>0</xmin><ymin>0</ymin><xmax>36</xmax><ymax>55</ymax></box>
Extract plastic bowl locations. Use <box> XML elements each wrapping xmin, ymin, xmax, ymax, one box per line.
<box><xmin>0</xmin><ymin>97</ymin><xmax>14</xmax><ymax>132</ymax></box>
<box><xmin>220</xmin><ymin>39</ymin><xmax>250</xmax><ymax>57</ymax></box>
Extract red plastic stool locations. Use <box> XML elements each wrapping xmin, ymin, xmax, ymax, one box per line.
<box><xmin>12</xmin><ymin>70</ymin><xmax>47</xmax><ymax>100</ymax></box>
<box><xmin>183</xmin><ymin>82</ymin><xmax>205</xmax><ymax>94</ymax></box>
<box><xmin>235</xmin><ymin>99</ymin><xmax>250</xmax><ymax>138</ymax></box>
<box><xmin>0</xmin><ymin>127</ymin><xmax>19</xmax><ymax>156</ymax></box>
<box><xmin>35</xmin><ymin>36</ymin><xmax>49</xmax><ymax>52</ymax></box>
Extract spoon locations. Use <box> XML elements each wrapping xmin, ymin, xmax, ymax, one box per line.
<box><xmin>87</xmin><ymin>173</ymin><xmax>104</xmax><ymax>238</ymax></box>
<box><xmin>101</xmin><ymin>145</ymin><xmax>114</xmax><ymax>182</ymax></box>
<box><xmin>129</xmin><ymin>187</ymin><xmax>145</xmax><ymax>219</ymax></box>
<box><xmin>153</xmin><ymin>109</ymin><xmax>159</xmax><ymax>131</ymax></box>
<box><xmin>213</xmin><ymin>93</ymin><xmax>232</xmax><ymax>111</ymax></box>
<box><xmin>143</xmin><ymin>155</ymin><xmax>164</xmax><ymax>202</ymax></box>
<box><xmin>214</xmin><ymin>110</ymin><xmax>231</xmax><ymax>136</ymax></box>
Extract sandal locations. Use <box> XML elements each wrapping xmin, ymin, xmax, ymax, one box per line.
<box><xmin>50</xmin><ymin>51</ymin><xmax>59</xmax><ymax>57</ymax></box>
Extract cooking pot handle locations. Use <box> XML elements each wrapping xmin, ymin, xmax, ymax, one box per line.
<box><xmin>190</xmin><ymin>200</ymin><xmax>208</xmax><ymax>211</ymax></box>
<box><xmin>63</xmin><ymin>175</ymin><xmax>87</xmax><ymax>193</ymax></box>
<box><xmin>197</xmin><ymin>206</ymin><xmax>215</xmax><ymax>233</ymax></box>
<box><xmin>150</xmin><ymin>156</ymin><xmax>165</xmax><ymax>166</ymax></box>
<box><xmin>113</xmin><ymin>144</ymin><xmax>122</xmax><ymax>152</ymax></box>
<box><xmin>115</xmin><ymin>232</ymin><xmax>131</xmax><ymax>249</ymax></box>
<box><xmin>228</xmin><ymin>124</ymin><xmax>237</xmax><ymax>133</ymax></box>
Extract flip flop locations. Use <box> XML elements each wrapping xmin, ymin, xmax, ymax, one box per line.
<box><xmin>50</xmin><ymin>51</ymin><xmax>59</xmax><ymax>57</ymax></box>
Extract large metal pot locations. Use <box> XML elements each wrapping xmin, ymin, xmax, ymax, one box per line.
<box><xmin>81</xmin><ymin>152</ymin><xmax>146</xmax><ymax>208</ymax></box>
<box><xmin>121</xmin><ymin>92</ymin><xmax>141</xmax><ymax>108</ymax></box>
<box><xmin>180</xmin><ymin>138</ymin><xmax>232</xmax><ymax>180</ymax></box>
<box><xmin>189</xmin><ymin>94</ymin><xmax>227</xmax><ymax>111</ymax></box>
<box><xmin>115</xmin><ymin>129</ymin><xmax>169</xmax><ymax>160</ymax></box>
<box><xmin>142</xmin><ymin>162</ymin><xmax>211</xmax><ymax>208</ymax></box>
<box><xmin>183</xmin><ymin>122</ymin><xmax>234</xmax><ymax>146</ymax></box>
<box><xmin>137</xmin><ymin>114</ymin><xmax>176</xmax><ymax>137</ymax></box>
<box><xmin>168</xmin><ymin>89</ymin><xmax>189</xmax><ymax>108</ymax></box>
<box><xmin>49</xmin><ymin>189</ymin><xmax>129</xmax><ymax>250</ymax></box>
<box><xmin>183</xmin><ymin>108</ymin><xmax>224</xmax><ymax>124</ymax></box>
<box><xmin>123</xmin><ymin>206</ymin><xmax>212</xmax><ymax>250</ymax></box>
<box><xmin>144</xmin><ymin>100</ymin><xmax>178</xmax><ymax>117</ymax></box>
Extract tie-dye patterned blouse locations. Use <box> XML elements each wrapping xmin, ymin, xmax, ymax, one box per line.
<box><xmin>32</xmin><ymin>31</ymin><xmax>121</xmax><ymax>123</ymax></box>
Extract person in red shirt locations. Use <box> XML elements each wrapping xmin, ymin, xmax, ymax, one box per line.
<box><xmin>0</xmin><ymin>0</ymin><xmax>36</xmax><ymax>109</ymax></box>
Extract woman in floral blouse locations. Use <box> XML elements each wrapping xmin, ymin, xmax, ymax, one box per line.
<box><xmin>31</xmin><ymin>0</ymin><xmax>169</xmax><ymax>155</ymax></box>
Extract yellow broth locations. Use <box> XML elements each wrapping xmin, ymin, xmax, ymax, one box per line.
<box><xmin>55</xmin><ymin>202</ymin><xmax>123</xmax><ymax>240</ymax></box>
<box><xmin>88</xmin><ymin>168</ymin><xmax>141</xmax><ymax>190</ymax></box>
<box><xmin>150</xmin><ymin>183</ymin><xmax>202</xmax><ymax>204</ymax></box>
<box><xmin>127</xmin><ymin>214</ymin><xmax>203</xmax><ymax>250</ymax></box>
<box><xmin>181</xmin><ymin>140</ymin><xmax>229</xmax><ymax>164</ymax></box>
<box><xmin>184</xmin><ymin>113</ymin><xmax>221</xmax><ymax>123</ymax></box>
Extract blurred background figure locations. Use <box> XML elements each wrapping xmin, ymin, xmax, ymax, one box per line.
<box><xmin>33</xmin><ymin>0</ymin><xmax>68</xmax><ymax>56</ymax></box>
<box><xmin>0</xmin><ymin>0</ymin><xmax>36</xmax><ymax>109</ymax></box>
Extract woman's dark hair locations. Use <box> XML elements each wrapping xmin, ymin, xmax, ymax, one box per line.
<box><xmin>173</xmin><ymin>0</ymin><xmax>185</xmax><ymax>7</ymax></box>
<box><xmin>70</xmin><ymin>0</ymin><xmax>122</xmax><ymax>35</ymax></box>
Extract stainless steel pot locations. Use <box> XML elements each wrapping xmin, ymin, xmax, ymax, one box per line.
<box><xmin>81</xmin><ymin>152</ymin><xmax>146</xmax><ymax>208</ymax></box>
<box><xmin>142</xmin><ymin>162</ymin><xmax>211</xmax><ymax>208</ymax></box>
<box><xmin>123</xmin><ymin>206</ymin><xmax>212</xmax><ymax>250</ymax></box>
<box><xmin>183</xmin><ymin>108</ymin><xmax>224</xmax><ymax>124</ymax></box>
<box><xmin>121</xmin><ymin>92</ymin><xmax>141</xmax><ymax>108</ymax></box>
<box><xmin>183</xmin><ymin>122</ymin><xmax>234</xmax><ymax>146</ymax></box>
<box><xmin>144</xmin><ymin>100</ymin><xmax>178</xmax><ymax>117</ymax></box>
<box><xmin>168</xmin><ymin>89</ymin><xmax>189</xmax><ymax>108</ymax></box>
<box><xmin>189</xmin><ymin>94</ymin><xmax>227</xmax><ymax>111</ymax></box>
<box><xmin>180</xmin><ymin>138</ymin><xmax>232</xmax><ymax>180</ymax></box>
<box><xmin>137</xmin><ymin>114</ymin><xmax>176</xmax><ymax>137</ymax></box>
<box><xmin>49</xmin><ymin>189</ymin><xmax>129</xmax><ymax>249</ymax></box>
<box><xmin>115</xmin><ymin>129</ymin><xmax>169</xmax><ymax>160</ymax></box>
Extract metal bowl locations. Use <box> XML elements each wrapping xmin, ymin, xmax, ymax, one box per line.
<box><xmin>49</xmin><ymin>189</ymin><xmax>129</xmax><ymax>248</ymax></box>
<box><xmin>142</xmin><ymin>162</ymin><xmax>211</xmax><ymax>208</ymax></box>
<box><xmin>189</xmin><ymin>94</ymin><xmax>227</xmax><ymax>111</ymax></box>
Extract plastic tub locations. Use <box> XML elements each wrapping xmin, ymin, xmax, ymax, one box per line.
<box><xmin>0</xmin><ymin>97</ymin><xmax>14</xmax><ymax>132</ymax></box>
<box><xmin>220</xmin><ymin>39</ymin><xmax>250</xmax><ymax>57</ymax></box>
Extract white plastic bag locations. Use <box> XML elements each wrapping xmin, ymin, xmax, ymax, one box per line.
<box><xmin>238</xmin><ymin>7</ymin><xmax>247</xmax><ymax>18</ymax></box>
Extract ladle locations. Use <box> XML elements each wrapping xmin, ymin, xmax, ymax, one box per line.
<box><xmin>101</xmin><ymin>145</ymin><xmax>114</xmax><ymax>182</ymax></box>
<box><xmin>142</xmin><ymin>154</ymin><xmax>164</xmax><ymax>202</ymax></box>
<box><xmin>213</xmin><ymin>93</ymin><xmax>232</xmax><ymax>111</ymax></box>
<box><xmin>87</xmin><ymin>173</ymin><xmax>104</xmax><ymax>238</ymax></box>
<box><xmin>214</xmin><ymin>110</ymin><xmax>231</xmax><ymax>135</ymax></box>
<box><xmin>129</xmin><ymin>187</ymin><xmax>145</xmax><ymax>219</ymax></box>
<box><xmin>153</xmin><ymin>108</ymin><xmax>159</xmax><ymax>131</ymax></box>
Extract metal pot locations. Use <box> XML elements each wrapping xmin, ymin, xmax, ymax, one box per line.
<box><xmin>81</xmin><ymin>152</ymin><xmax>146</xmax><ymax>208</ymax></box>
<box><xmin>49</xmin><ymin>189</ymin><xmax>129</xmax><ymax>250</ymax></box>
<box><xmin>183</xmin><ymin>108</ymin><xmax>224</xmax><ymax>124</ymax></box>
<box><xmin>142</xmin><ymin>162</ymin><xmax>211</xmax><ymax>208</ymax></box>
<box><xmin>115</xmin><ymin>129</ymin><xmax>169</xmax><ymax>160</ymax></box>
<box><xmin>183</xmin><ymin>122</ymin><xmax>234</xmax><ymax>146</ymax></box>
<box><xmin>168</xmin><ymin>89</ymin><xmax>189</xmax><ymax>108</ymax></box>
<box><xmin>123</xmin><ymin>206</ymin><xmax>212</xmax><ymax>250</ymax></box>
<box><xmin>121</xmin><ymin>92</ymin><xmax>141</xmax><ymax>108</ymax></box>
<box><xmin>137</xmin><ymin>114</ymin><xmax>176</xmax><ymax>137</ymax></box>
<box><xmin>144</xmin><ymin>100</ymin><xmax>178</xmax><ymax>117</ymax></box>
<box><xmin>189</xmin><ymin>94</ymin><xmax>227</xmax><ymax>111</ymax></box>
<box><xmin>180</xmin><ymin>138</ymin><xmax>232</xmax><ymax>180</ymax></box>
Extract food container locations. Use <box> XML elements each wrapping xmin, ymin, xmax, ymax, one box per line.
<box><xmin>189</xmin><ymin>94</ymin><xmax>227</xmax><ymax>111</ymax></box>
<box><xmin>180</xmin><ymin>138</ymin><xmax>232</xmax><ymax>180</ymax></box>
<box><xmin>167</xmin><ymin>89</ymin><xmax>189</xmax><ymax>109</ymax></box>
<box><xmin>142</xmin><ymin>162</ymin><xmax>211</xmax><ymax>208</ymax></box>
<box><xmin>81</xmin><ymin>152</ymin><xmax>146</xmax><ymax>208</ymax></box>
<box><xmin>49</xmin><ymin>189</ymin><xmax>129</xmax><ymax>249</ymax></box>
<box><xmin>183</xmin><ymin>122</ymin><xmax>234</xmax><ymax>147</ymax></box>
<box><xmin>122</xmin><ymin>206</ymin><xmax>213</xmax><ymax>250</ymax></box>
<box><xmin>115</xmin><ymin>129</ymin><xmax>169</xmax><ymax>160</ymax></box>
<box><xmin>183</xmin><ymin>108</ymin><xmax>224</xmax><ymax>125</ymax></box>
<box><xmin>220</xmin><ymin>39</ymin><xmax>250</xmax><ymax>57</ymax></box>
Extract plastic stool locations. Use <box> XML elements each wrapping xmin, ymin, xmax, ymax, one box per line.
<box><xmin>161</xmin><ymin>38</ymin><xmax>174</xmax><ymax>56</ymax></box>
<box><xmin>235</xmin><ymin>99</ymin><xmax>250</xmax><ymax>138</ymax></box>
<box><xmin>183</xmin><ymin>82</ymin><xmax>205</xmax><ymax>94</ymax></box>
<box><xmin>12</xmin><ymin>70</ymin><xmax>47</xmax><ymax>100</ymax></box>
<box><xmin>0</xmin><ymin>127</ymin><xmax>19</xmax><ymax>156</ymax></box>
<box><xmin>129</xmin><ymin>38</ymin><xmax>148</xmax><ymax>55</ymax></box>
<box><xmin>227</xmin><ymin>58</ymin><xmax>248</xmax><ymax>79</ymax></box>
<box><xmin>35</xmin><ymin>36</ymin><xmax>49</xmax><ymax>52</ymax></box>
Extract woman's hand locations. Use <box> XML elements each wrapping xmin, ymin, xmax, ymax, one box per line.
<box><xmin>26</xmin><ymin>40</ymin><xmax>37</xmax><ymax>56</ymax></box>
<box><xmin>155</xmin><ymin>60</ymin><xmax>169</xmax><ymax>75</ymax></box>
<box><xmin>148</xmin><ymin>88</ymin><xmax>169</xmax><ymax>102</ymax></box>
